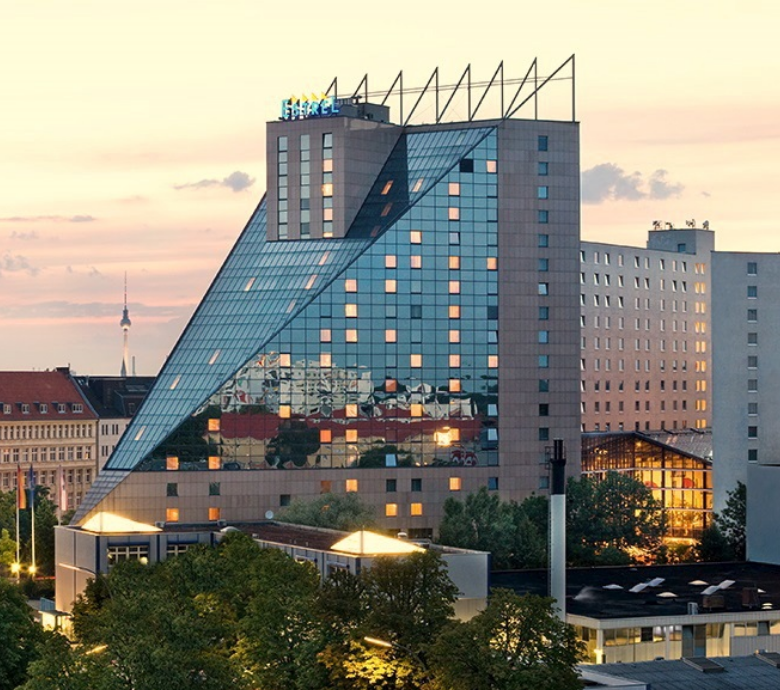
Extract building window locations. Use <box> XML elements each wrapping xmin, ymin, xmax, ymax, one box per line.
<box><xmin>209</xmin><ymin>482</ymin><xmax>220</xmax><ymax>496</ymax></box>
<box><xmin>748</xmin><ymin>261</ymin><xmax>758</xmax><ymax>275</ymax></box>
<box><xmin>748</xmin><ymin>426</ymin><xmax>758</xmax><ymax>439</ymax></box>
<box><xmin>280</xmin><ymin>494</ymin><xmax>291</xmax><ymax>507</ymax></box>
<box><xmin>538</xmin><ymin>210</ymin><xmax>549</xmax><ymax>224</ymax></box>
<box><xmin>166</xmin><ymin>508</ymin><xmax>180</xmax><ymax>523</ymax></box>
<box><xmin>749</xmin><ymin>449</ymin><xmax>758</xmax><ymax>462</ymax></box>
<box><xmin>385</xmin><ymin>503</ymin><xmax>398</xmax><ymax>517</ymax></box>
<box><xmin>748</xmin><ymin>356</ymin><xmax>758</xmax><ymax>369</ymax></box>
<box><xmin>486</xmin><ymin>160</ymin><xmax>497</xmax><ymax>173</ymax></box>
<box><xmin>166</xmin><ymin>483</ymin><xmax>178</xmax><ymax>497</ymax></box>
<box><xmin>748</xmin><ymin>285</ymin><xmax>758</xmax><ymax>298</ymax></box>
<box><xmin>410</xmin><ymin>503</ymin><xmax>423</xmax><ymax>516</ymax></box>
<box><xmin>386</xmin><ymin>479</ymin><xmax>397</xmax><ymax>493</ymax></box>
<box><xmin>166</xmin><ymin>456</ymin><xmax>179</xmax><ymax>471</ymax></box>
<box><xmin>410</xmin><ymin>230</ymin><xmax>422</xmax><ymax>244</ymax></box>
<box><xmin>346</xmin><ymin>479</ymin><xmax>358</xmax><ymax>492</ymax></box>
<box><xmin>487</xmin><ymin>477</ymin><xmax>499</xmax><ymax>490</ymax></box>
<box><xmin>538</xmin><ymin>135</ymin><xmax>548</xmax><ymax>151</ymax></box>
<box><xmin>449</xmin><ymin>477</ymin><xmax>462</xmax><ymax>491</ymax></box>
<box><xmin>538</xmin><ymin>233</ymin><xmax>549</xmax><ymax>247</ymax></box>
<box><xmin>208</xmin><ymin>507</ymin><xmax>221</xmax><ymax>521</ymax></box>
<box><xmin>411</xmin><ymin>354</ymin><xmax>422</xmax><ymax>368</ymax></box>
<box><xmin>411</xmin><ymin>478</ymin><xmax>422</xmax><ymax>492</ymax></box>
<box><xmin>748</xmin><ymin>332</ymin><xmax>758</xmax><ymax>345</ymax></box>
<box><xmin>539</xmin><ymin>355</ymin><xmax>550</xmax><ymax>368</ymax></box>
<box><xmin>747</xmin><ymin>309</ymin><xmax>758</xmax><ymax>322</ymax></box>
<box><xmin>537</xmin><ymin>186</ymin><xmax>549</xmax><ymax>199</ymax></box>
<box><xmin>538</xmin><ymin>427</ymin><xmax>550</xmax><ymax>441</ymax></box>
<box><xmin>538</xmin><ymin>282</ymin><xmax>549</xmax><ymax>295</ymax></box>
<box><xmin>538</xmin><ymin>161</ymin><xmax>549</xmax><ymax>176</ymax></box>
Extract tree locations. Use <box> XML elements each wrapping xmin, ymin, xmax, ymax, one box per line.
<box><xmin>567</xmin><ymin>472</ymin><xmax>665</xmax><ymax>565</ymax></box>
<box><xmin>429</xmin><ymin>590</ymin><xmax>585</xmax><ymax>690</ymax></box>
<box><xmin>0</xmin><ymin>579</ymin><xmax>44</xmax><ymax>690</ymax></box>
<box><xmin>718</xmin><ymin>481</ymin><xmax>746</xmax><ymax>560</ymax></box>
<box><xmin>278</xmin><ymin>492</ymin><xmax>376</xmax><ymax>530</ymax></box>
<box><xmin>0</xmin><ymin>528</ymin><xmax>15</xmax><ymax>574</ymax></box>
<box><xmin>438</xmin><ymin>488</ymin><xmax>547</xmax><ymax>569</ymax></box>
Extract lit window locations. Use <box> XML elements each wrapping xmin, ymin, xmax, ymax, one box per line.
<box><xmin>410</xmin><ymin>255</ymin><xmax>422</xmax><ymax>269</ymax></box>
<box><xmin>448</xmin><ymin>207</ymin><xmax>460</xmax><ymax>220</ymax></box>
<box><xmin>410</xmin><ymin>503</ymin><xmax>423</xmax><ymax>516</ymax></box>
<box><xmin>322</xmin><ymin>158</ymin><xmax>333</xmax><ymax>172</ymax></box>
<box><xmin>449</xmin><ymin>354</ymin><xmax>461</xmax><ymax>367</ymax></box>
<box><xmin>385</xmin><ymin>329</ymin><xmax>397</xmax><ymax>343</ymax></box>
<box><xmin>449</xmin><ymin>330</ymin><xmax>460</xmax><ymax>343</ymax></box>
<box><xmin>345</xmin><ymin>304</ymin><xmax>358</xmax><ymax>317</ymax></box>
<box><xmin>208</xmin><ymin>456</ymin><xmax>220</xmax><ymax>470</ymax></box>
<box><xmin>345</xmin><ymin>279</ymin><xmax>357</xmax><ymax>292</ymax></box>
<box><xmin>538</xmin><ymin>282</ymin><xmax>549</xmax><ymax>295</ymax></box>
<box><xmin>346</xmin><ymin>479</ymin><xmax>358</xmax><ymax>492</ymax></box>
<box><xmin>449</xmin><ymin>256</ymin><xmax>460</xmax><ymax>269</ymax></box>
<box><xmin>243</xmin><ymin>277</ymin><xmax>255</xmax><ymax>291</ymax></box>
<box><xmin>385</xmin><ymin>255</ymin><xmax>397</xmax><ymax>268</ymax></box>
<box><xmin>385</xmin><ymin>279</ymin><xmax>397</xmax><ymax>293</ymax></box>
<box><xmin>320</xmin><ymin>353</ymin><xmax>332</xmax><ymax>367</ymax></box>
<box><xmin>411</xmin><ymin>404</ymin><xmax>424</xmax><ymax>417</ymax></box>
<box><xmin>304</xmin><ymin>274</ymin><xmax>317</xmax><ymax>290</ymax></box>
<box><xmin>323</xmin><ymin>208</ymin><xmax>333</xmax><ymax>221</ymax></box>
<box><xmin>320</xmin><ymin>429</ymin><xmax>332</xmax><ymax>443</ymax></box>
<box><xmin>488</xmin><ymin>355</ymin><xmax>499</xmax><ymax>368</ymax></box>
<box><xmin>411</xmin><ymin>354</ymin><xmax>423</xmax><ymax>368</ymax></box>
<box><xmin>449</xmin><ymin>280</ymin><xmax>460</xmax><ymax>294</ymax></box>
<box><xmin>410</xmin><ymin>230</ymin><xmax>422</xmax><ymax>244</ymax></box>
<box><xmin>320</xmin><ymin>328</ymin><xmax>332</xmax><ymax>342</ymax></box>
<box><xmin>208</xmin><ymin>349</ymin><xmax>221</xmax><ymax>365</ymax></box>
<box><xmin>449</xmin><ymin>305</ymin><xmax>460</xmax><ymax>319</ymax></box>
<box><xmin>449</xmin><ymin>477</ymin><xmax>462</xmax><ymax>491</ymax></box>
<box><xmin>412</xmin><ymin>178</ymin><xmax>424</xmax><ymax>192</ymax></box>
<box><xmin>449</xmin><ymin>378</ymin><xmax>461</xmax><ymax>392</ymax></box>
<box><xmin>487</xmin><ymin>257</ymin><xmax>498</xmax><ymax>270</ymax></box>
<box><xmin>486</xmin><ymin>160</ymin><xmax>497</xmax><ymax>173</ymax></box>
<box><xmin>166</xmin><ymin>508</ymin><xmax>180</xmax><ymax>523</ymax></box>
<box><xmin>279</xmin><ymin>405</ymin><xmax>291</xmax><ymax>419</ymax></box>
<box><xmin>381</xmin><ymin>181</ymin><xmax>393</xmax><ymax>195</ymax></box>
<box><xmin>322</xmin><ymin>183</ymin><xmax>333</xmax><ymax>196</ymax></box>
<box><xmin>346</xmin><ymin>404</ymin><xmax>358</xmax><ymax>418</ymax></box>
<box><xmin>386</xmin><ymin>378</ymin><xmax>397</xmax><ymax>392</ymax></box>
<box><xmin>318</xmin><ymin>251</ymin><xmax>331</xmax><ymax>266</ymax></box>
<box><xmin>166</xmin><ymin>456</ymin><xmax>179</xmax><ymax>471</ymax></box>
<box><xmin>208</xmin><ymin>507</ymin><xmax>221</xmax><ymax>521</ymax></box>
<box><xmin>208</xmin><ymin>419</ymin><xmax>220</xmax><ymax>432</ymax></box>
<box><xmin>279</xmin><ymin>353</ymin><xmax>291</xmax><ymax>366</ymax></box>
<box><xmin>385</xmin><ymin>503</ymin><xmax>398</xmax><ymax>517</ymax></box>
<box><xmin>346</xmin><ymin>429</ymin><xmax>358</xmax><ymax>442</ymax></box>
<box><xmin>381</xmin><ymin>203</ymin><xmax>393</xmax><ymax>217</ymax></box>
<box><xmin>346</xmin><ymin>329</ymin><xmax>358</xmax><ymax>343</ymax></box>
<box><xmin>170</xmin><ymin>375</ymin><xmax>181</xmax><ymax>390</ymax></box>
<box><xmin>448</xmin><ymin>182</ymin><xmax>460</xmax><ymax>195</ymax></box>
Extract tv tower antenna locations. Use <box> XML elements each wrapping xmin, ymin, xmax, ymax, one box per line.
<box><xmin>120</xmin><ymin>272</ymin><xmax>132</xmax><ymax>377</ymax></box>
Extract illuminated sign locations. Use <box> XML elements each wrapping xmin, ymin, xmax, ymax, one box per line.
<box><xmin>281</xmin><ymin>93</ymin><xmax>340</xmax><ymax>121</ymax></box>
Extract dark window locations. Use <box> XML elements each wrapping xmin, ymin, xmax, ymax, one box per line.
<box><xmin>538</xmin><ymin>427</ymin><xmax>550</xmax><ymax>441</ymax></box>
<box><xmin>386</xmin><ymin>479</ymin><xmax>397</xmax><ymax>493</ymax></box>
<box><xmin>748</xmin><ymin>426</ymin><xmax>758</xmax><ymax>439</ymax></box>
<box><xmin>748</xmin><ymin>309</ymin><xmax>758</xmax><ymax>322</ymax></box>
<box><xmin>411</xmin><ymin>478</ymin><xmax>422</xmax><ymax>492</ymax></box>
<box><xmin>538</xmin><ymin>404</ymin><xmax>549</xmax><ymax>416</ymax></box>
<box><xmin>487</xmin><ymin>305</ymin><xmax>499</xmax><ymax>320</ymax></box>
<box><xmin>459</xmin><ymin>158</ymin><xmax>474</xmax><ymax>173</ymax></box>
<box><xmin>748</xmin><ymin>285</ymin><xmax>758</xmax><ymax>298</ymax></box>
<box><xmin>537</xmin><ymin>135</ymin><xmax>548</xmax><ymax>151</ymax></box>
<box><xmin>280</xmin><ymin>494</ymin><xmax>291</xmax><ymax>507</ymax></box>
<box><xmin>538</xmin><ymin>210</ymin><xmax>549</xmax><ymax>224</ymax></box>
<box><xmin>539</xmin><ymin>306</ymin><xmax>549</xmax><ymax>320</ymax></box>
<box><xmin>749</xmin><ymin>449</ymin><xmax>758</xmax><ymax>461</ymax></box>
<box><xmin>166</xmin><ymin>483</ymin><xmax>178</xmax><ymax>497</ymax></box>
<box><xmin>538</xmin><ymin>161</ymin><xmax>549</xmax><ymax>176</ymax></box>
<box><xmin>487</xmin><ymin>477</ymin><xmax>499</xmax><ymax>490</ymax></box>
<box><xmin>209</xmin><ymin>482</ymin><xmax>220</xmax><ymax>496</ymax></box>
<box><xmin>539</xmin><ymin>379</ymin><xmax>549</xmax><ymax>392</ymax></box>
<box><xmin>411</xmin><ymin>305</ymin><xmax>422</xmax><ymax>319</ymax></box>
<box><xmin>747</xmin><ymin>261</ymin><xmax>758</xmax><ymax>275</ymax></box>
<box><xmin>538</xmin><ymin>233</ymin><xmax>549</xmax><ymax>247</ymax></box>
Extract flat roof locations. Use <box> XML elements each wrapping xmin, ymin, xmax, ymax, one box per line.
<box><xmin>493</xmin><ymin>562</ymin><xmax>780</xmax><ymax>620</ymax></box>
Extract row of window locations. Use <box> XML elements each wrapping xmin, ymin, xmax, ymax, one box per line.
<box><xmin>1</xmin><ymin>402</ymin><xmax>83</xmax><ymax>415</ymax></box>
<box><xmin>0</xmin><ymin>467</ymin><xmax>92</xmax><ymax>488</ymax></box>
<box><xmin>1</xmin><ymin>446</ymin><xmax>93</xmax><ymax>462</ymax></box>
<box><xmin>584</xmin><ymin>337</ymin><xmax>697</xmax><ymax>352</ymax></box>
<box><xmin>582</xmin><ymin>273</ymin><xmax>691</xmax><ymax>292</ymax></box>
<box><xmin>0</xmin><ymin>423</ymin><xmax>94</xmax><ymax>441</ymax></box>
<box><xmin>581</xmin><ymin>358</ymin><xmax>694</xmax><ymax>373</ymax></box>
<box><xmin>581</xmin><ymin>250</ymin><xmax>693</xmax><ymax>272</ymax></box>
<box><xmin>583</xmin><ymin>379</ymin><xmax>691</xmax><ymax>393</ymax></box>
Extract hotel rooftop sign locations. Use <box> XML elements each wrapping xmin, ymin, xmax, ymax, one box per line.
<box><xmin>281</xmin><ymin>94</ymin><xmax>340</xmax><ymax>121</ymax></box>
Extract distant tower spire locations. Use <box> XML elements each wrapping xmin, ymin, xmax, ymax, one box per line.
<box><xmin>120</xmin><ymin>272</ymin><xmax>132</xmax><ymax>377</ymax></box>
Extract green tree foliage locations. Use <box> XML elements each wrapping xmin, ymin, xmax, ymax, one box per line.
<box><xmin>696</xmin><ymin>481</ymin><xmax>746</xmax><ymax>562</ymax></box>
<box><xmin>438</xmin><ymin>487</ymin><xmax>547</xmax><ymax>569</ymax></box>
<box><xmin>278</xmin><ymin>492</ymin><xmax>376</xmax><ymax>530</ymax></box>
<box><xmin>0</xmin><ymin>528</ymin><xmax>16</xmax><ymax>573</ymax></box>
<box><xmin>0</xmin><ymin>488</ymin><xmax>61</xmax><ymax>577</ymax></box>
<box><xmin>429</xmin><ymin>589</ymin><xmax>584</xmax><ymax>690</ymax></box>
<box><xmin>0</xmin><ymin>579</ymin><xmax>44</xmax><ymax>690</ymax></box>
<box><xmin>566</xmin><ymin>472</ymin><xmax>665</xmax><ymax>565</ymax></box>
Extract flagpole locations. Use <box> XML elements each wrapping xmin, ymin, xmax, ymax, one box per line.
<box><xmin>30</xmin><ymin>467</ymin><xmax>36</xmax><ymax>577</ymax></box>
<box><xmin>15</xmin><ymin>464</ymin><xmax>20</xmax><ymax>580</ymax></box>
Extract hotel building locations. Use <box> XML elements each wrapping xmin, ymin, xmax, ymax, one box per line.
<box><xmin>72</xmin><ymin>60</ymin><xmax>582</xmax><ymax>535</ymax></box>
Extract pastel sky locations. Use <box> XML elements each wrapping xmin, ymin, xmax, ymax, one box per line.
<box><xmin>2</xmin><ymin>1</ymin><xmax>779</xmax><ymax>376</ymax></box>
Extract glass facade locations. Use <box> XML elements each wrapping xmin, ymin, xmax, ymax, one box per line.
<box><xmin>582</xmin><ymin>432</ymin><xmax>713</xmax><ymax>540</ymax></box>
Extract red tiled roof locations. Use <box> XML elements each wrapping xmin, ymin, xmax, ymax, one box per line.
<box><xmin>0</xmin><ymin>369</ymin><xmax>97</xmax><ymax>421</ymax></box>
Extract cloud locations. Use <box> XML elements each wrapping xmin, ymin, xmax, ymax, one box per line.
<box><xmin>0</xmin><ymin>214</ymin><xmax>96</xmax><ymax>223</ymax></box>
<box><xmin>174</xmin><ymin>170</ymin><xmax>255</xmax><ymax>193</ymax></box>
<box><xmin>0</xmin><ymin>253</ymin><xmax>38</xmax><ymax>276</ymax></box>
<box><xmin>582</xmin><ymin>163</ymin><xmax>685</xmax><ymax>204</ymax></box>
<box><xmin>10</xmin><ymin>230</ymin><xmax>39</xmax><ymax>240</ymax></box>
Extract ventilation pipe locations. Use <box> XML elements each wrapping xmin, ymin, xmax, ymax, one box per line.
<box><xmin>550</xmin><ymin>438</ymin><xmax>566</xmax><ymax>620</ymax></box>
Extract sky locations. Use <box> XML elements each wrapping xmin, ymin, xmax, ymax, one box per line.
<box><xmin>2</xmin><ymin>0</ymin><xmax>779</xmax><ymax>376</ymax></box>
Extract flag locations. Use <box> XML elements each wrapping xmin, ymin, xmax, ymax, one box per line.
<box><xmin>58</xmin><ymin>466</ymin><xmax>68</xmax><ymax>511</ymax></box>
<box><xmin>27</xmin><ymin>466</ymin><xmax>35</xmax><ymax>509</ymax></box>
<box><xmin>16</xmin><ymin>465</ymin><xmax>26</xmax><ymax>510</ymax></box>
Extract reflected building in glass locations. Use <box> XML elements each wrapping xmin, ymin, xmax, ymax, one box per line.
<box><xmin>74</xmin><ymin>63</ymin><xmax>581</xmax><ymax>535</ymax></box>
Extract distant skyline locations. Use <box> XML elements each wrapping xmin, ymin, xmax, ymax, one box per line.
<box><xmin>3</xmin><ymin>1</ymin><xmax>779</xmax><ymax>375</ymax></box>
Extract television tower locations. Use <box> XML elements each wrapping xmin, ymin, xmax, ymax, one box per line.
<box><xmin>120</xmin><ymin>273</ymin><xmax>132</xmax><ymax>377</ymax></box>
